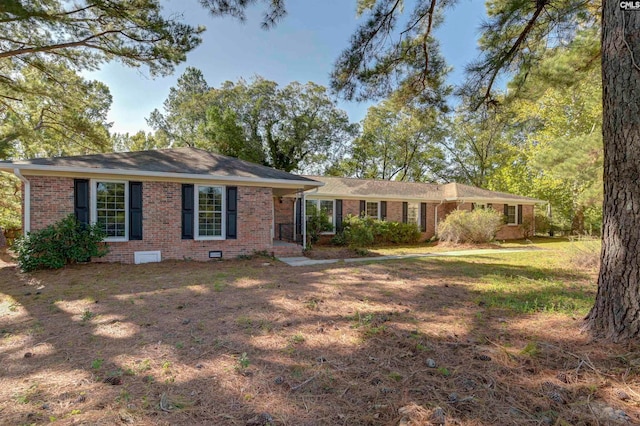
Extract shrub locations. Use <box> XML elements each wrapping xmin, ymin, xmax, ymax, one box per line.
<box><xmin>438</xmin><ymin>209</ymin><xmax>503</xmax><ymax>244</ymax></box>
<box><xmin>342</xmin><ymin>215</ymin><xmax>374</xmax><ymax>248</ymax></box>
<box><xmin>339</xmin><ymin>215</ymin><xmax>421</xmax><ymax>248</ymax></box>
<box><xmin>13</xmin><ymin>214</ymin><xmax>108</xmax><ymax>272</ymax></box>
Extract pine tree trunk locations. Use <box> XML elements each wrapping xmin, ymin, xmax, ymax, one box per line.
<box><xmin>586</xmin><ymin>4</ymin><xmax>640</xmax><ymax>341</ymax></box>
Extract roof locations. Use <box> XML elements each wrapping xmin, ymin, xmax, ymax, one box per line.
<box><xmin>303</xmin><ymin>176</ymin><xmax>545</xmax><ymax>204</ymax></box>
<box><xmin>0</xmin><ymin>147</ymin><xmax>321</xmax><ymax>188</ymax></box>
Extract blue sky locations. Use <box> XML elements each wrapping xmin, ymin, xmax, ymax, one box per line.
<box><xmin>87</xmin><ymin>0</ymin><xmax>487</xmax><ymax>135</ymax></box>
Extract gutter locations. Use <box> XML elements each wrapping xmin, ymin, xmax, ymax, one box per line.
<box><xmin>13</xmin><ymin>168</ymin><xmax>30</xmax><ymax>233</ymax></box>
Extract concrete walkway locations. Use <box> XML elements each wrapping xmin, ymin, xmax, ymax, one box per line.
<box><xmin>277</xmin><ymin>247</ymin><xmax>541</xmax><ymax>267</ymax></box>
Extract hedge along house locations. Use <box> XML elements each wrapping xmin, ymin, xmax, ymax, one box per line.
<box><xmin>274</xmin><ymin>176</ymin><xmax>545</xmax><ymax>243</ymax></box>
<box><xmin>0</xmin><ymin>147</ymin><xmax>322</xmax><ymax>263</ymax></box>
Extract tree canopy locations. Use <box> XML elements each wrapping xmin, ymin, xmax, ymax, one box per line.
<box><xmin>147</xmin><ymin>70</ymin><xmax>358</xmax><ymax>172</ymax></box>
<box><xmin>0</xmin><ymin>0</ymin><xmax>205</xmax><ymax>158</ymax></box>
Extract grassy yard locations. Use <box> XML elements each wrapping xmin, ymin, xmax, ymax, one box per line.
<box><xmin>0</xmin><ymin>239</ymin><xmax>638</xmax><ymax>425</ymax></box>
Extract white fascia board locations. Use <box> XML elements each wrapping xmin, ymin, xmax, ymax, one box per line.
<box><xmin>1</xmin><ymin>164</ymin><xmax>324</xmax><ymax>190</ymax></box>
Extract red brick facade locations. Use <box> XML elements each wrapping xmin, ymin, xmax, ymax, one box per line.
<box><xmin>25</xmin><ymin>175</ymin><xmax>537</xmax><ymax>264</ymax></box>
<box><xmin>27</xmin><ymin>176</ymin><xmax>275</xmax><ymax>263</ymax></box>
<box><xmin>278</xmin><ymin>198</ymin><xmax>534</xmax><ymax>243</ymax></box>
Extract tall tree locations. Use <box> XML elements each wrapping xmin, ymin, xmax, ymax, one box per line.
<box><xmin>147</xmin><ymin>67</ymin><xmax>212</xmax><ymax>147</ymax></box>
<box><xmin>440</xmin><ymin>104</ymin><xmax>518</xmax><ymax>188</ymax></box>
<box><xmin>586</xmin><ymin>3</ymin><xmax>640</xmax><ymax>340</ymax></box>
<box><xmin>150</xmin><ymin>73</ymin><xmax>358</xmax><ymax>172</ymax></box>
<box><xmin>329</xmin><ymin>99</ymin><xmax>446</xmax><ymax>181</ymax></box>
<box><xmin>1</xmin><ymin>61</ymin><xmax>113</xmax><ymax>157</ymax></box>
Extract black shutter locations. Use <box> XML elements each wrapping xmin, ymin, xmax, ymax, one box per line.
<box><xmin>471</xmin><ymin>203</ymin><xmax>475</xmax><ymax>211</ymax></box>
<box><xmin>380</xmin><ymin>201</ymin><xmax>387</xmax><ymax>220</ymax></box>
<box><xmin>487</xmin><ymin>203</ymin><xmax>493</xmax><ymax>209</ymax></box>
<box><xmin>74</xmin><ymin>179</ymin><xmax>90</xmax><ymax>225</ymax></box>
<box><xmin>226</xmin><ymin>186</ymin><xmax>238</xmax><ymax>239</ymax></box>
<box><xmin>359</xmin><ymin>200</ymin><xmax>366</xmax><ymax>216</ymax></box>
<box><xmin>420</xmin><ymin>202</ymin><xmax>427</xmax><ymax>232</ymax></box>
<box><xmin>336</xmin><ymin>199</ymin><xmax>343</xmax><ymax>232</ymax></box>
<box><xmin>402</xmin><ymin>202</ymin><xmax>408</xmax><ymax>223</ymax></box>
<box><xmin>181</xmin><ymin>184</ymin><xmax>194</xmax><ymax>240</ymax></box>
<box><xmin>295</xmin><ymin>198</ymin><xmax>303</xmax><ymax>238</ymax></box>
<box><xmin>517</xmin><ymin>204</ymin><xmax>523</xmax><ymax>225</ymax></box>
<box><xmin>504</xmin><ymin>204</ymin><xmax>509</xmax><ymax>217</ymax></box>
<box><xmin>129</xmin><ymin>182</ymin><xmax>143</xmax><ymax>240</ymax></box>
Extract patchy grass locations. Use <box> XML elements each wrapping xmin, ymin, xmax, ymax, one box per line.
<box><xmin>0</xmin><ymin>243</ymin><xmax>638</xmax><ymax>425</ymax></box>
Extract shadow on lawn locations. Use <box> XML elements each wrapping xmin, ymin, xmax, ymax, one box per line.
<box><xmin>0</xmin><ymin>255</ymin><xmax>636</xmax><ymax>425</ymax></box>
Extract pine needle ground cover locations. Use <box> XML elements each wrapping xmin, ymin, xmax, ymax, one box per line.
<box><xmin>0</xmin><ymin>240</ymin><xmax>637</xmax><ymax>425</ymax></box>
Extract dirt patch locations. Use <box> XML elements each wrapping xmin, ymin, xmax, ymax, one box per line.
<box><xmin>305</xmin><ymin>246</ymin><xmax>381</xmax><ymax>260</ymax></box>
<box><xmin>0</xmin><ymin>254</ymin><xmax>638</xmax><ymax>425</ymax></box>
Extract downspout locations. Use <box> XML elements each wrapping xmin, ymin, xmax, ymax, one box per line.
<box><xmin>434</xmin><ymin>200</ymin><xmax>445</xmax><ymax>236</ymax></box>
<box><xmin>14</xmin><ymin>168</ymin><xmax>30</xmax><ymax>233</ymax></box>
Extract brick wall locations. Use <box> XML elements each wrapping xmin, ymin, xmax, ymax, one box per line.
<box><xmin>29</xmin><ymin>176</ymin><xmax>75</xmax><ymax>230</ymax></box>
<box><xmin>435</xmin><ymin>201</ymin><xmax>535</xmax><ymax>240</ymax></box>
<box><xmin>318</xmin><ymin>199</ymin><xmax>436</xmax><ymax>242</ymax></box>
<box><xmin>27</xmin><ymin>176</ymin><xmax>275</xmax><ymax>263</ymax></box>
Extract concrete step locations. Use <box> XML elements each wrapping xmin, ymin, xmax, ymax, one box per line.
<box><xmin>271</xmin><ymin>244</ymin><xmax>304</xmax><ymax>257</ymax></box>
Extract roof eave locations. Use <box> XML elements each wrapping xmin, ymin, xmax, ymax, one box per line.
<box><xmin>0</xmin><ymin>164</ymin><xmax>323</xmax><ymax>189</ymax></box>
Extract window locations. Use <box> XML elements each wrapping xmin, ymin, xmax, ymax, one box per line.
<box><xmin>366</xmin><ymin>201</ymin><xmax>379</xmax><ymax>219</ymax></box>
<box><xmin>473</xmin><ymin>203</ymin><xmax>486</xmax><ymax>210</ymax></box>
<box><xmin>305</xmin><ymin>199</ymin><xmax>335</xmax><ymax>233</ymax></box>
<box><xmin>506</xmin><ymin>205</ymin><xmax>517</xmax><ymax>225</ymax></box>
<box><xmin>196</xmin><ymin>185</ymin><xmax>224</xmax><ymax>239</ymax></box>
<box><xmin>407</xmin><ymin>202</ymin><xmax>419</xmax><ymax>225</ymax></box>
<box><xmin>94</xmin><ymin>181</ymin><xmax>128</xmax><ymax>241</ymax></box>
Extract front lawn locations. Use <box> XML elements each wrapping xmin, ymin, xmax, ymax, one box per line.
<box><xmin>0</xmin><ymin>240</ymin><xmax>637</xmax><ymax>425</ymax></box>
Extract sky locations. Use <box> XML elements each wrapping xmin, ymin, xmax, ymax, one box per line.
<box><xmin>86</xmin><ymin>0</ymin><xmax>488</xmax><ymax>135</ymax></box>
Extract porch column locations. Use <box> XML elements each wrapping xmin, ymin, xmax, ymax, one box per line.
<box><xmin>302</xmin><ymin>191</ymin><xmax>307</xmax><ymax>249</ymax></box>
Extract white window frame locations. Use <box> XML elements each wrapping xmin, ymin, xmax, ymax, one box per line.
<box><xmin>305</xmin><ymin>198</ymin><xmax>336</xmax><ymax>234</ymax></box>
<box><xmin>365</xmin><ymin>201</ymin><xmax>381</xmax><ymax>219</ymax></box>
<box><xmin>91</xmin><ymin>179</ymin><xmax>129</xmax><ymax>242</ymax></box>
<box><xmin>195</xmin><ymin>184</ymin><xmax>226</xmax><ymax>240</ymax></box>
<box><xmin>506</xmin><ymin>204</ymin><xmax>518</xmax><ymax>225</ymax></box>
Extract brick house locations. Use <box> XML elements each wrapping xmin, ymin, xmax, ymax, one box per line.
<box><xmin>1</xmin><ymin>148</ymin><xmax>544</xmax><ymax>264</ymax></box>
<box><xmin>0</xmin><ymin>147</ymin><xmax>321</xmax><ymax>263</ymax></box>
<box><xmin>275</xmin><ymin>176</ymin><xmax>544</xmax><ymax>243</ymax></box>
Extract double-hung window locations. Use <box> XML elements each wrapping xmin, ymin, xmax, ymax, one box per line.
<box><xmin>93</xmin><ymin>180</ymin><xmax>128</xmax><ymax>241</ymax></box>
<box><xmin>366</xmin><ymin>201</ymin><xmax>380</xmax><ymax>219</ymax></box>
<box><xmin>407</xmin><ymin>202</ymin><xmax>419</xmax><ymax>225</ymax></box>
<box><xmin>305</xmin><ymin>199</ymin><xmax>336</xmax><ymax>233</ymax></box>
<box><xmin>506</xmin><ymin>204</ymin><xmax>517</xmax><ymax>225</ymax></box>
<box><xmin>196</xmin><ymin>185</ymin><xmax>225</xmax><ymax>239</ymax></box>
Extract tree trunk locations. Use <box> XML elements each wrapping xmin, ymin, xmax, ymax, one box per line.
<box><xmin>586</xmin><ymin>4</ymin><xmax>640</xmax><ymax>341</ymax></box>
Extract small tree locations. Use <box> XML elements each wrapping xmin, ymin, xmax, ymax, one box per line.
<box><xmin>438</xmin><ymin>209</ymin><xmax>503</xmax><ymax>244</ymax></box>
<box><xmin>13</xmin><ymin>215</ymin><xmax>108</xmax><ymax>272</ymax></box>
<box><xmin>305</xmin><ymin>204</ymin><xmax>333</xmax><ymax>247</ymax></box>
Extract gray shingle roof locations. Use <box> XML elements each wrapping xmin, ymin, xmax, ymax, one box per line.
<box><xmin>303</xmin><ymin>176</ymin><xmax>545</xmax><ymax>203</ymax></box>
<box><xmin>304</xmin><ymin>175</ymin><xmax>445</xmax><ymax>200</ymax></box>
<box><xmin>1</xmin><ymin>147</ymin><xmax>319</xmax><ymax>184</ymax></box>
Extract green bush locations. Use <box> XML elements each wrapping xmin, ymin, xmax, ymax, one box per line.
<box><xmin>438</xmin><ymin>209</ymin><xmax>503</xmax><ymax>244</ymax></box>
<box><xmin>342</xmin><ymin>215</ymin><xmax>374</xmax><ymax>248</ymax></box>
<box><xmin>338</xmin><ymin>215</ymin><xmax>421</xmax><ymax>248</ymax></box>
<box><xmin>13</xmin><ymin>214</ymin><xmax>108</xmax><ymax>272</ymax></box>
